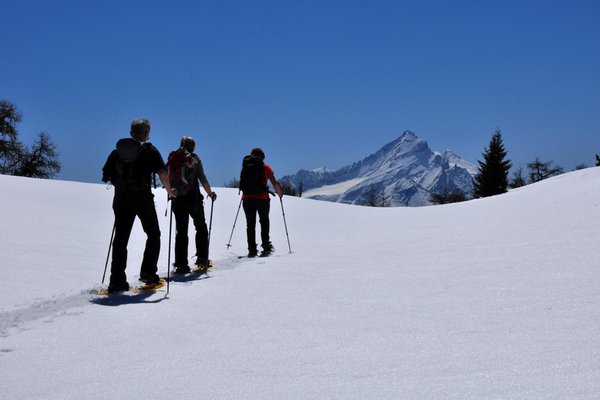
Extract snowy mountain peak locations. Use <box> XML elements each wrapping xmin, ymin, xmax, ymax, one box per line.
<box><xmin>281</xmin><ymin>131</ymin><xmax>477</xmax><ymax>206</ymax></box>
<box><xmin>399</xmin><ymin>129</ymin><xmax>417</xmax><ymax>141</ymax></box>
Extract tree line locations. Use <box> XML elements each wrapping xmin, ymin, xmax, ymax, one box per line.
<box><xmin>471</xmin><ymin>128</ymin><xmax>572</xmax><ymax>199</ymax></box>
<box><xmin>0</xmin><ymin>100</ymin><xmax>61</xmax><ymax>179</ymax></box>
<box><xmin>434</xmin><ymin>128</ymin><xmax>588</xmax><ymax>204</ymax></box>
<box><xmin>349</xmin><ymin>128</ymin><xmax>593</xmax><ymax>206</ymax></box>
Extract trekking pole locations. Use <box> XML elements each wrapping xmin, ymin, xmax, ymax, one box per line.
<box><xmin>102</xmin><ymin>222</ymin><xmax>116</xmax><ymax>284</ymax></box>
<box><xmin>207</xmin><ymin>194</ymin><xmax>215</xmax><ymax>260</ymax></box>
<box><xmin>226</xmin><ymin>197</ymin><xmax>243</xmax><ymax>249</ymax></box>
<box><xmin>167</xmin><ymin>198</ymin><xmax>173</xmax><ymax>294</ymax></box>
<box><xmin>279</xmin><ymin>196</ymin><xmax>292</xmax><ymax>254</ymax></box>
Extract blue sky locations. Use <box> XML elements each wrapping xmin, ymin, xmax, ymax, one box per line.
<box><xmin>2</xmin><ymin>0</ymin><xmax>599</xmax><ymax>186</ymax></box>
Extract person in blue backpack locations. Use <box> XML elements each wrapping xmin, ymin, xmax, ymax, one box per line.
<box><xmin>167</xmin><ymin>136</ymin><xmax>217</xmax><ymax>274</ymax></box>
<box><xmin>102</xmin><ymin>119</ymin><xmax>176</xmax><ymax>293</ymax></box>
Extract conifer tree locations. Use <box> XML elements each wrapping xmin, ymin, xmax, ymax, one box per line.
<box><xmin>473</xmin><ymin>129</ymin><xmax>512</xmax><ymax>198</ymax></box>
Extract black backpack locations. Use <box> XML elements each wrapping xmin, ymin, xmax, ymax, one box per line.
<box><xmin>239</xmin><ymin>155</ymin><xmax>268</xmax><ymax>194</ymax></box>
<box><xmin>103</xmin><ymin>138</ymin><xmax>149</xmax><ymax>191</ymax></box>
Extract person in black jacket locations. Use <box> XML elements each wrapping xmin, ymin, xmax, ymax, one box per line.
<box><xmin>240</xmin><ymin>148</ymin><xmax>283</xmax><ymax>257</ymax></box>
<box><xmin>102</xmin><ymin>119</ymin><xmax>176</xmax><ymax>293</ymax></box>
<box><xmin>167</xmin><ymin>136</ymin><xmax>216</xmax><ymax>274</ymax></box>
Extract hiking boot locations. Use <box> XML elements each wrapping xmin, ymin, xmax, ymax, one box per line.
<box><xmin>139</xmin><ymin>273</ymin><xmax>160</xmax><ymax>285</ymax></box>
<box><xmin>173</xmin><ymin>265</ymin><xmax>191</xmax><ymax>275</ymax></box>
<box><xmin>194</xmin><ymin>260</ymin><xmax>213</xmax><ymax>273</ymax></box>
<box><xmin>260</xmin><ymin>242</ymin><xmax>274</xmax><ymax>256</ymax></box>
<box><xmin>107</xmin><ymin>281</ymin><xmax>129</xmax><ymax>294</ymax></box>
<box><xmin>248</xmin><ymin>248</ymin><xmax>258</xmax><ymax>258</ymax></box>
<box><xmin>195</xmin><ymin>259</ymin><xmax>212</xmax><ymax>268</ymax></box>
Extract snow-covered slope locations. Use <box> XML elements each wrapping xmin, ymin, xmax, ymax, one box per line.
<box><xmin>281</xmin><ymin>131</ymin><xmax>478</xmax><ymax>206</ymax></box>
<box><xmin>1</xmin><ymin>168</ymin><xmax>599</xmax><ymax>399</ymax></box>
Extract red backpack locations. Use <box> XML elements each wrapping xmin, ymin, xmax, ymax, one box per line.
<box><xmin>167</xmin><ymin>148</ymin><xmax>196</xmax><ymax>196</ymax></box>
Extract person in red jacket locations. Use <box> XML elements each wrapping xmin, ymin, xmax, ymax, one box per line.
<box><xmin>240</xmin><ymin>148</ymin><xmax>282</xmax><ymax>257</ymax></box>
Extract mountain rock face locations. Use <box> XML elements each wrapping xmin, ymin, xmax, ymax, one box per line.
<box><xmin>280</xmin><ymin>131</ymin><xmax>477</xmax><ymax>207</ymax></box>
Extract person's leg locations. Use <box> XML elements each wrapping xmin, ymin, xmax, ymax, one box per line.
<box><xmin>191</xmin><ymin>198</ymin><xmax>209</xmax><ymax>265</ymax></box>
<box><xmin>243</xmin><ymin>199</ymin><xmax>258</xmax><ymax>256</ymax></box>
<box><xmin>137</xmin><ymin>193</ymin><xmax>162</xmax><ymax>282</ymax></box>
<box><xmin>257</xmin><ymin>199</ymin><xmax>272</xmax><ymax>253</ymax></box>
<box><xmin>109</xmin><ymin>194</ymin><xmax>135</xmax><ymax>291</ymax></box>
<box><xmin>173</xmin><ymin>199</ymin><xmax>191</xmax><ymax>269</ymax></box>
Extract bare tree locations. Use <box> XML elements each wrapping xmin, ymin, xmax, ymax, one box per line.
<box><xmin>431</xmin><ymin>190</ymin><xmax>467</xmax><ymax>205</ymax></box>
<box><xmin>365</xmin><ymin>184</ymin><xmax>378</xmax><ymax>207</ymax></box>
<box><xmin>527</xmin><ymin>157</ymin><xmax>563</xmax><ymax>183</ymax></box>
<box><xmin>0</xmin><ymin>100</ymin><xmax>61</xmax><ymax>178</ymax></box>
<box><xmin>509</xmin><ymin>166</ymin><xmax>526</xmax><ymax>188</ymax></box>
<box><xmin>0</xmin><ymin>100</ymin><xmax>24</xmax><ymax>175</ymax></box>
<box><xmin>280</xmin><ymin>181</ymin><xmax>298</xmax><ymax>196</ymax></box>
<box><xmin>224</xmin><ymin>178</ymin><xmax>240</xmax><ymax>188</ymax></box>
<box><xmin>15</xmin><ymin>132</ymin><xmax>61</xmax><ymax>178</ymax></box>
<box><xmin>378</xmin><ymin>188</ymin><xmax>391</xmax><ymax>207</ymax></box>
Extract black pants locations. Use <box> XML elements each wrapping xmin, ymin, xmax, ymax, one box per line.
<box><xmin>172</xmin><ymin>192</ymin><xmax>209</xmax><ymax>267</ymax></box>
<box><xmin>110</xmin><ymin>190</ymin><xmax>161</xmax><ymax>286</ymax></box>
<box><xmin>242</xmin><ymin>198</ymin><xmax>270</xmax><ymax>251</ymax></box>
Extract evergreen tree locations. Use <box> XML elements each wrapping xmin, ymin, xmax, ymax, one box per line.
<box><xmin>473</xmin><ymin>129</ymin><xmax>512</xmax><ymax>198</ymax></box>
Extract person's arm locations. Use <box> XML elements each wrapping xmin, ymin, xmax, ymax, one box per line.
<box><xmin>202</xmin><ymin>181</ymin><xmax>216</xmax><ymax>201</ymax></box>
<box><xmin>101</xmin><ymin>150</ymin><xmax>117</xmax><ymax>183</ymax></box>
<box><xmin>269</xmin><ymin>174</ymin><xmax>283</xmax><ymax>198</ymax></box>
<box><xmin>196</xmin><ymin>158</ymin><xmax>216</xmax><ymax>200</ymax></box>
<box><xmin>158</xmin><ymin>169</ymin><xmax>177</xmax><ymax>197</ymax></box>
<box><xmin>148</xmin><ymin>144</ymin><xmax>176</xmax><ymax>197</ymax></box>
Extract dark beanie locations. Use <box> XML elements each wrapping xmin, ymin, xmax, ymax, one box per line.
<box><xmin>251</xmin><ymin>147</ymin><xmax>265</xmax><ymax>160</ymax></box>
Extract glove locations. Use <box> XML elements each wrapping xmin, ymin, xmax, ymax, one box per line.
<box><xmin>209</xmin><ymin>192</ymin><xmax>217</xmax><ymax>201</ymax></box>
